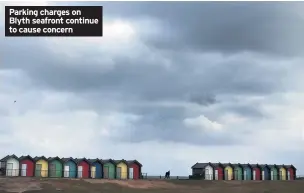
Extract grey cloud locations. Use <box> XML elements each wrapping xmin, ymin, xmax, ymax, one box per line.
<box><xmin>1</xmin><ymin>39</ymin><xmax>286</xmax><ymax>101</ymax></box>
<box><xmin>0</xmin><ymin>38</ymin><xmax>285</xmax><ymax>147</ymax></box>
<box><xmin>224</xmin><ymin>104</ymin><xmax>265</xmax><ymax>118</ymax></box>
<box><xmin>118</xmin><ymin>113</ymin><xmax>238</xmax><ymax>146</ymax></box>
<box><xmin>72</xmin><ymin>1</ymin><xmax>304</xmax><ymax>56</ymax></box>
<box><xmin>188</xmin><ymin>92</ymin><xmax>216</xmax><ymax>106</ymax></box>
<box><xmin>1</xmin><ymin>2</ymin><xmax>300</xmax><ymax>146</ymax></box>
<box><xmin>105</xmin><ymin>103</ymin><xmax>250</xmax><ymax>146</ymax></box>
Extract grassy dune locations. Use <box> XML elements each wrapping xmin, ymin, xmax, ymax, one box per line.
<box><xmin>0</xmin><ymin>177</ymin><xmax>303</xmax><ymax>193</ymax></box>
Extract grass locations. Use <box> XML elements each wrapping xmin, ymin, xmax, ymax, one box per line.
<box><xmin>0</xmin><ymin>177</ymin><xmax>304</xmax><ymax>193</ymax></box>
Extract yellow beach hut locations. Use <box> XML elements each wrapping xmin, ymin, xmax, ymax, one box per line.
<box><xmin>115</xmin><ymin>159</ymin><xmax>128</xmax><ymax>179</ymax></box>
<box><xmin>223</xmin><ymin>163</ymin><xmax>234</xmax><ymax>180</ymax></box>
<box><xmin>34</xmin><ymin>156</ymin><xmax>48</xmax><ymax>177</ymax></box>
<box><xmin>278</xmin><ymin>165</ymin><xmax>287</xmax><ymax>180</ymax></box>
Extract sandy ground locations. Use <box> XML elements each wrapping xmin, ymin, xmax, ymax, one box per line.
<box><xmin>83</xmin><ymin>179</ymin><xmax>186</xmax><ymax>189</ymax></box>
<box><xmin>0</xmin><ymin>177</ymin><xmax>303</xmax><ymax>193</ymax></box>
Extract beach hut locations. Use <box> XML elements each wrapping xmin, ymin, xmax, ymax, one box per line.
<box><xmin>103</xmin><ymin>159</ymin><xmax>116</xmax><ymax>179</ymax></box>
<box><xmin>233</xmin><ymin>163</ymin><xmax>243</xmax><ymax>180</ymax></box>
<box><xmin>127</xmin><ymin>160</ymin><xmax>142</xmax><ymax>179</ymax></box>
<box><xmin>213</xmin><ymin>163</ymin><xmax>224</xmax><ymax>180</ymax></box>
<box><xmin>0</xmin><ymin>155</ymin><xmax>9</xmax><ymax>176</ymax></box>
<box><xmin>75</xmin><ymin>158</ymin><xmax>90</xmax><ymax>178</ymax></box>
<box><xmin>251</xmin><ymin>164</ymin><xmax>261</xmax><ymax>180</ymax></box>
<box><xmin>19</xmin><ymin>155</ymin><xmax>34</xmax><ymax>177</ymax></box>
<box><xmin>34</xmin><ymin>156</ymin><xmax>48</xmax><ymax>177</ymax></box>
<box><xmin>2</xmin><ymin>155</ymin><xmax>20</xmax><ymax>176</ymax></box>
<box><xmin>191</xmin><ymin>162</ymin><xmax>214</xmax><ymax>180</ymax></box>
<box><xmin>48</xmin><ymin>157</ymin><xmax>63</xmax><ymax>178</ymax></box>
<box><xmin>191</xmin><ymin>162</ymin><xmax>205</xmax><ymax>176</ymax></box>
<box><xmin>88</xmin><ymin>159</ymin><xmax>102</xmax><ymax>179</ymax></box>
<box><xmin>115</xmin><ymin>159</ymin><xmax>128</xmax><ymax>179</ymax></box>
<box><xmin>204</xmin><ymin>162</ymin><xmax>214</xmax><ymax>180</ymax></box>
<box><xmin>260</xmin><ymin>164</ymin><xmax>270</xmax><ymax>180</ymax></box>
<box><xmin>278</xmin><ymin>165</ymin><xmax>287</xmax><ymax>180</ymax></box>
<box><xmin>241</xmin><ymin>164</ymin><xmax>252</xmax><ymax>180</ymax></box>
<box><xmin>62</xmin><ymin>157</ymin><xmax>77</xmax><ymax>178</ymax></box>
<box><xmin>223</xmin><ymin>163</ymin><xmax>234</xmax><ymax>180</ymax></box>
<box><xmin>285</xmin><ymin>165</ymin><xmax>296</xmax><ymax>180</ymax></box>
<box><xmin>269</xmin><ymin>164</ymin><xmax>279</xmax><ymax>180</ymax></box>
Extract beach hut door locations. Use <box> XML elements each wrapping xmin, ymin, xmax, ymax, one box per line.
<box><xmin>287</xmin><ymin>171</ymin><xmax>290</xmax><ymax>180</ymax></box>
<box><xmin>91</xmin><ymin>166</ymin><xmax>96</xmax><ymax>178</ymax></box>
<box><xmin>215</xmin><ymin>170</ymin><xmax>218</xmax><ymax>180</ymax></box>
<box><xmin>271</xmin><ymin>170</ymin><xmax>274</xmax><ymax>180</ymax></box>
<box><xmin>78</xmin><ymin>166</ymin><xmax>83</xmax><ymax>178</ymax></box>
<box><xmin>205</xmin><ymin>169</ymin><xmax>209</xmax><ymax>180</ymax></box>
<box><xmin>129</xmin><ymin>168</ymin><xmax>134</xmax><ymax>179</ymax></box>
<box><xmin>64</xmin><ymin>166</ymin><xmax>69</xmax><ymax>177</ymax></box>
<box><xmin>21</xmin><ymin>164</ymin><xmax>27</xmax><ymax>176</ymax></box>
<box><xmin>253</xmin><ymin>170</ymin><xmax>256</xmax><ymax>180</ymax></box>
<box><xmin>6</xmin><ymin>163</ymin><xmax>13</xmax><ymax>176</ymax></box>
<box><xmin>117</xmin><ymin>167</ymin><xmax>122</xmax><ymax>179</ymax></box>
<box><xmin>35</xmin><ymin>164</ymin><xmax>42</xmax><ymax>177</ymax></box>
<box><xmin>104</xmin><ymin>167</ymin><xmax>109</xmax><ymax>178</ymax></box>
<box><xmin>243</xmin><ymin>170</ymin><xmax>247</xmax><ymax>180</ymax></box>
<box><xmin>225</xmin><ymin>170</ymin><xmax>228</xmax><ymax>180</ymax></box>
<box><xmin>234</xmin><ymin>170</ymin><xmax>238</xmax><ymax>180</ymax></box>
<box><xmin>262</xmin><ymin>171</ymin><xmax>265</xmax><ymax>180</ymax></box>
<box><xmin>50</xmin><ymin>164</ymin><xmax>56</xmax><ymax>177</ymax></box>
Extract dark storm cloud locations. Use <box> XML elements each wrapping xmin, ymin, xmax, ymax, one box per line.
<box><xmin>0</xmin><ymin>2</ymin><xmax>291</xmax><ymax>101</ymax></box>
<box><xmin>1</xmin><ymin>41</ymin><xmax>284</xmax><ymax>104</ymax></box>
<box><xmin>66</xmin><ymin>1</ymin><xmax>304</xmax><ymax>56</ymax></box>
<box><xmin>0</xmin><ymin>2</ymin><xmax>296</xmax><ymax>146</ymax></box>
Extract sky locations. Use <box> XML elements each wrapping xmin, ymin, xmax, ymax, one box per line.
<box><xmin>1</xmin><ymin>1</ymin><xmax>304</xmax><ymax>176</ymax></box>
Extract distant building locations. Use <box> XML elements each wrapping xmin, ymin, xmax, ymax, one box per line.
<box><xmin>191</xmin><ymin>162</ymin><xmax>296</xmax><ymax>180</ymax></box>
